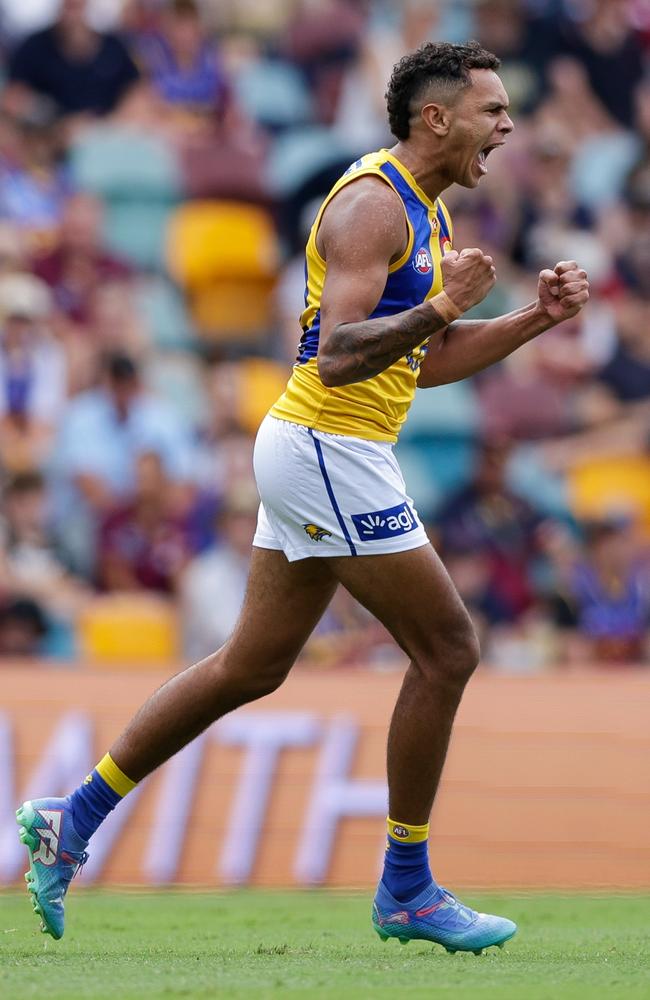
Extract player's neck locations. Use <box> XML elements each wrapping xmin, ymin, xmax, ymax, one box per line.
<box><xmin>389</xmin><ymin>142</ymin><xmax>449</xmax><ymax>203</ymax></box>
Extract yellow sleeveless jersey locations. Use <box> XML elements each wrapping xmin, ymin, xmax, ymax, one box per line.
<box><xmin>269</xmin><ymin>149</ymin><xmax>453</xmax><ymax>443</ymax></box>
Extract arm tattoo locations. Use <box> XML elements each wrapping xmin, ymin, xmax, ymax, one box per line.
<box><xmin>322</xmin><ymin>302</ymin><xmax>449</xmax><ymax>386</ymax></box>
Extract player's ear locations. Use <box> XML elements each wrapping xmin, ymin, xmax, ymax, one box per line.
<box><xmin>421</xmin><ymin>102</ymin><xmax>450</xmax><ymax>137</ymax></box>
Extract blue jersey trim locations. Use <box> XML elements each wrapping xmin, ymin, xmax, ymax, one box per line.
<box><xmin>308</xmin><ymin>429</ymin><xmax>357</xmax><ymax>556</ymax></box>
<box><xmin>297</xmin><ymin>312</ymin><xmax>320</xmax><ymax>363</ymax></box>
<box><xmin>436</xmin><ymin>203</ymin><xmax>451</xmax><ymax>244</ymax></box>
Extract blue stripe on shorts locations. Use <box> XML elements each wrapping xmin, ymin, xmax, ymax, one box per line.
<box><xmin>308</xmin><ymin>429</ymin><xmax>357</xmax><ymax>556</ymax></box>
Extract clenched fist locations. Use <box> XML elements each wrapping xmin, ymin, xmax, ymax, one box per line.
<box><xmin>441</xmin><ymin>248</ymin><xmax>496</xmax><ymax>313</ymax></box>
<box><xmin>537</xmin><ymin>261</ymin><xmax>589</xmax><ymax>323</ymax></box>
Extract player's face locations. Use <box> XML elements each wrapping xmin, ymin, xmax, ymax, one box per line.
<box><xmin>446</xmin><ymin>69</ymin><xmax>513</xmax><ymax>189</ymax></box>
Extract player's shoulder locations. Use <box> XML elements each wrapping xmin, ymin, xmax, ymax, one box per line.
<box><xmin>319</xmin><ymin>174</ymin><xmax>404</xmax><ymax>241</ymax></box>
<box><xmin>318</xmin><ymin>175</ymin><xmax>405</xmax><ymax>262</ymax></box>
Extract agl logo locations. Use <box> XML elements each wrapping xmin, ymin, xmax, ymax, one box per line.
<box><xmin>351</xmin><ymin>502</ymin><xmax>418</xmax><ymax>541</ymax></box>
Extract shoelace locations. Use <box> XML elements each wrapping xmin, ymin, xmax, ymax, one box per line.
<box><xmin>439</xmin><ymin>887</ymin><xmax>477</xmax><ymax>920</ymax></box>
<box><xmin>60</xmin><ymin>849</ymin><xmax>89</xmax><ymax>885</ymax></box>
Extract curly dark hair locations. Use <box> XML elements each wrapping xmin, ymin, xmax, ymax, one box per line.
<box><xmin>386</xmin><ymin>41</ymin><xmax>501</xmax><ymax>141</ymax></box>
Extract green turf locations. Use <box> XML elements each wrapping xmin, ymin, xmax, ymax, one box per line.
<box><xmin>1</xmin><ymin>890</ymin><xmax>648</xmax><ymax>999</ymax></box>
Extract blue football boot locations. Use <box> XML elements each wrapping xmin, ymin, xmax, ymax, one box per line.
<box><xmin>16</xmin><ymin>798</ymin><xmax>89</xmax><ymax>940</ymax></box>
<box><xmin>373</xmin><ymin>880</ymin><xmax>517</xmax><ymax>954</ymax></box>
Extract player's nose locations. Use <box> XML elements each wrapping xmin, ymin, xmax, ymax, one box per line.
<box><xmin>500</xmin><ymin>112</ymin><xmax>514</xmax><ymax>136</ymax></box>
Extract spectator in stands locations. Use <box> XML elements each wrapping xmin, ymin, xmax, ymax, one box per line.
<box><xmin>334</xmin><ymin>0</ymin><xmax>441</xmax><ymax>150</ymax></box>
<box><xmin>0</xmin><ymin>470</ymin><xmax>89</xmax><ymax>624</ymax></box>
<box><xmin>476</xmin><ymin>301</ymin><xmax>608</xmax><ymax>441</ymax></box>
<box><xmin>51</xmin><ymin>351</ymin><xmax>194</xmax><ymax>576</ymax></box>
<box><xmin>180</xmin><ymin>483</ymin><xmax>258</xmax><ymax>660</ymax></box>
<box><xmin>510</xmin><ymin>123</ymin><xmax>596</xmax><ymax>273</ymax></box>
<box><xmin>283</xmin><ymin>0</ymin><xmax>365</xmax><ymax>125</ymax></box>
<box><xmin>548</xmin><ymin>516</ymin><xmax>650</xmax><ymax>665</ymax></box>
<box><xmin>436</xmin><ymin>438</ymin><xmax>543</xmax><ymax>623</ymax></box>
<box><xmin>0</xmin><ymin>221</ymin><xmax>30</xmax><ymax>278</ymax></box>
<box><xmin>439</xmin><ymin>536</ymin><xmax>514</xmax><ymax>646</ymax></box>
<box><xmin>551</xmin><ymin>0</ymin><xmax>645</xmax><ymax>130</ymax></box>
<box><xmin>32</xmin><ymin>192</ymin><xmax>136</xmax><ymax>392</ymax></box>
<box><xmin>143</xmin><ymin>1</ymin><xmax>267</xmax><ymax>202</ymax></box>
<box><xmin>302</xmin><ymin>585</ymin><xmax>400</xmax><ymax>669</ymax></box>
<box><xmin>0</xmin><ymin>272</ymin><xmax>66</xmax><ymax>471</ymax></box>
<box><xmin>98</xmin><ymin>451</ymin><xmax>193</xmax><ymax>594</ymax></box>
<box><xmin>0</xmin><ymin>597</ymin><xmax>47</xmax><ymax>657</ymax></box>
<box><xmin>5</xmin><ymin>0</ymin><xmax>139</xmax><ymax>121</ymax></box>
<box><xmin>618</xmin><ymin>170</ymin><xmax>650</xmax><ymax>298</ymax></box>
<box><xmin>135</xmin><ymin>0</ymin><xmax>229</xmax><ymax>117</ymax></box>
<box><xmin>596</xmin><ymin>288</ymin><xmax>650</xmax><ymax>405</ymax></box>
<box><xmin>33</xmin><ymin>193</ymin><xmax>131</xmax><ymax>326</ymax></box>
<box><xmin>472</xmin><ymin>0</ymin><xmax>545</xmax><ymax>113</ymax></box>
<box><xmin>0</xmin><ymin>105</ymin><xmax>70</xmax><ymax>246</ymax></box>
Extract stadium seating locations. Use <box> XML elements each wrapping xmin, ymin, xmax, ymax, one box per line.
<box><xmin>178</xmin><ymin>131</ymin><xmax>269</xmax><ymax>204</ymax></box>
<box><xmin>267</xmin><ymin>125</ymin><xmax>358</xmax><ymax>197</ymax></box>
<box><xmin>78</xmin><ymin>594</ymin><xmax>179</xmax><ymax>667</ymax></box>
<box><xmin>166</xmin><ymin>200</ymin><xmax>280</xmax><ymax>341</ymax></box>
<box><xmin>568</xmin><ymin>454</ymin><xmax>650</xmax><ymax>531</ymax></box>
<box><xmin>396</xmin><ymin>382</ymin><xmax>480</xmax><ymax>516</ymax></box>
<box><xmin>233</xmin><ymin>59</ymin><xmax>313</xmax><ymax>131</ymax></box>
<box><xmin>144</xmin><ymin>351</ymin><xmax>208</xmax><ymax>428</ymax></box>
<box><xmin>234</xmin><ymin>357</ymin><xmax>290</xmax><ymax>434</ymax></box>
<box><xmin>134</xmin><ymin>274</ymin><xmax>197</xmax><ymax>351</ymax></box>
<box><xmin>69</xmin><ymin>125</ymin><xmax>182</xmax><ymax>270</ymax></box>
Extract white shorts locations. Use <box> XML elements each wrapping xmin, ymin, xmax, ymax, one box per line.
<box><xmin>252</xmin><ymin>415</ymin><xmax>428</xmax><ymax>561</ymax></box>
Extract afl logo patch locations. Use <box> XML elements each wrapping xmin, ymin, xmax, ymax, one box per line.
<box><xmin>413</xmin><ymin>247</ymin><xmax>433</xmax><ymax>274</ymax></box>
<box><xmin>392</xmin><ymin>825</ymin><xmax>410</xmax><ymax>839</ymax></box>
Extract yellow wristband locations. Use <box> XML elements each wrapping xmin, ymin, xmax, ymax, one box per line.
<box><xmin>430</xmin><ymin>290</ymin><xmax>462</xmax><ymax>324</ymax></box>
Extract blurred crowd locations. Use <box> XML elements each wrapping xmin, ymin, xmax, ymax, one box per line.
<box><xmin>0</xmin><ymin>0</ymin><xmax>648</xmax><ymax>670</ymax></box>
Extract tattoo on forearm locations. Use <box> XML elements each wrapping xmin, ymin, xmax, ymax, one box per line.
<box><xmin>324</xmin><ymin>302</ymin><xmax>449</xmax><ymax>385</ymax></box>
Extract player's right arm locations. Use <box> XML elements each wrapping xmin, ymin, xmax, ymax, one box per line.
<box><xmin>316</xmin><ymin>179</ymin><xmax>495</xmax><ymax>387</ymax></box>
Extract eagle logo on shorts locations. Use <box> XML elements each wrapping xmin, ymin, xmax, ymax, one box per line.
<box><xmin>303</xmin><ymin>523</ymin><xmax>332</xmax><ymax>542</ymax></box>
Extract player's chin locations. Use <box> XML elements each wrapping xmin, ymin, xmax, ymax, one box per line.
<box><xmin>456</xmin><ymin>172</ymin><xmax>481</xmax><ymax>190</ymax></box>
<box><xmin>458</xmin><ymin>164</ymin><xmax>483</xmax><ymax>189</ymax></box>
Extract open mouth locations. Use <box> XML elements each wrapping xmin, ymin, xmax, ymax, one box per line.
<box><xmin>475</xmin><ymin>144</ymin><xmax>502</xmax><ymax>176</ymax></box>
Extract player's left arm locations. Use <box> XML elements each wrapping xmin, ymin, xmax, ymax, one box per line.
<box><xmin>417</xmin><ymin>261</ymin><xmax>589</xmax><ymax>388</ymax></box>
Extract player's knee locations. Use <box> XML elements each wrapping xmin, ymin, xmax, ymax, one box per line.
<box><xmin>417</xmin><ymin>613</ymin><xmax>480</xmax><ymax>688</ymax></box>
<box><xmin>243</xmin><ymin>664</ymin><xmax>291</xmax><ymax>699</ymax></box>
<box><xmin>453</xmin><ymin>620</ymin><xmax>481</xmax><ymax>683</ymax></box>
<box><xmin>220</xmin><ymin>651</ymin><xmax>294</xmax><ymax>701</ymax></box>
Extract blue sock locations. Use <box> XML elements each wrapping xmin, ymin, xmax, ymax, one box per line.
<box><xmin>381</xmin><ymin>819</ymin><xmax>433</xmax><ymax>902</ymax></box>
<box><xmin>68</xmin><ymin>753</ymin><xmax>135</xmax><ymax>841</ymax></box>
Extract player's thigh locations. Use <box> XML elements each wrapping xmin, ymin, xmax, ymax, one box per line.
<box><xmin>327</xmin><ymin>543</ymin><xmax>478</xmax><ymax>666</ymax></box>
<box><xmin>224</xmin><ymin>546</ymin><xmax>338</xmax><ymax>674</ymax></box>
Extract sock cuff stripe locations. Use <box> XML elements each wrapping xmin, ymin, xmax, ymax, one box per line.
<box><xmin>387</xmin><ymin>816</ymin><xmax>430</xmax><ymax>843</ymax></box>
<box><xmin>95</xmin><ymin>753</ymin><xmax>136</xmax><ymax>798</ymax></box>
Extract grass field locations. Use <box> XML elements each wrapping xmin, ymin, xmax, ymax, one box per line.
<box><xmin>1</xmin><ymin>889</ymin><xmax>648</xmax><ymax>999</ymax></box>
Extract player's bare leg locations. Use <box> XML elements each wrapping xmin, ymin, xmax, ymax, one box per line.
<box><xmin>330</xmin><ymin>544</ymin><xmax>477</xmax><ymax>823</ymax></box>
<box><xmin>111</xmin><ymin>548</ymin><xmax>338</xmax><ymax>780</ymax></box>
<box><xmin>330</xmin><ymin>544</ymin><xmax>516</xmax><ymax>951</ymax></box>
<box><xmin>16</xmin><ymin>548</ymin><xmax>337</xmax><ymax>939</ymax></box>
